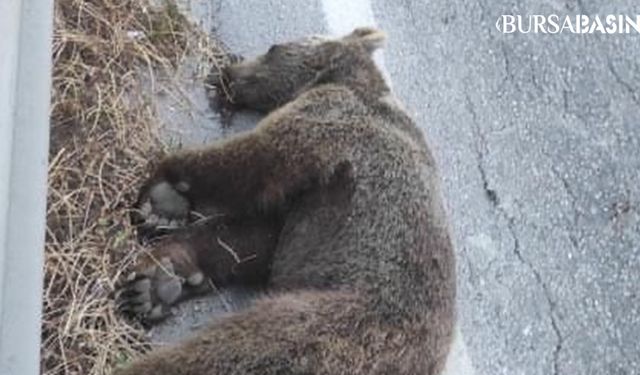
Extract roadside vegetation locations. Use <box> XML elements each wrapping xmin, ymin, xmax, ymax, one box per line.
<box><xmin>44</xmin><ymin>1</ymin><xmax>227</xmax><ymax>373</ymax></box>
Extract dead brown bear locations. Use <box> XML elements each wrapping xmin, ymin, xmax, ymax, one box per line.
<box><xmin>115</xmin><ymin>27</ymin><xmax>456</xmax><ymax>375</ymax></box>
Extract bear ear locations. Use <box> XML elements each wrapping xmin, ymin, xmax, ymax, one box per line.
<box><xmin>344</xmin><ymin>27</ymin><xmax>386</xmax><ymax>52</ymax></box>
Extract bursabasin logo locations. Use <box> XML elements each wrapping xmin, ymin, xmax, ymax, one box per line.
<box><xmin>496</xmin><ymin>15</ymin><xmax>640</xmax><ymax>34</ymax></box>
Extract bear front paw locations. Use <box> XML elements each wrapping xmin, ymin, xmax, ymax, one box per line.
<box><xmin>205</xmin><ymin>54</ymin><xmax>244</xmax><ymax>126</ymax></box>
<box><xmin>134</xmin><ymin>181</ymin><xmax>190</xmax><ymax>238</ymax></box>
<box><xmin>115</xmin><ymin>255</ymin><xmax>206</xmax><ymax>324</ymax></box>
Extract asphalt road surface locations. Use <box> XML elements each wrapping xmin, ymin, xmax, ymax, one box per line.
<box><xmin>152</xmin><ymin>1</ymin><xmax>640</xmax><ymax>374</ymax></box>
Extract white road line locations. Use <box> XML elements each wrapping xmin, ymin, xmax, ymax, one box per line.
<box><xmin>443</xmin><ymin>325</ymin><xmax>476</xmax><ymax>375</ymax></box>
<box><xmin>320</xmin><ymin>1</ymin><xmax>476</xmax><ymax>374</ymax></box>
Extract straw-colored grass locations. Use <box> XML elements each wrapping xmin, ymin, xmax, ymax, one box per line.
<box><xmin>43</xmin><ymin>1</ymin><xmax>227</xmax><ymax>373</ymax></box>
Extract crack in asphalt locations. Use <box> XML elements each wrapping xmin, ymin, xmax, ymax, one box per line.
<box><xmin>575</xmin><ymin>0</ymin><xmax>586</xmax><ymax>13</ymax></box>
<box><xmin>607</xmin><ymin>58</ymin><xmax>640</xmax><ymax>107</ymax></box>
<box><xmin>507</xmin><ymin>217</ymin><xmax>564</xmax><ymax>375</ymax></box>
<box><xmin>475</xmin><ymin>0</ymin><xmax>487</xmax><ymax>21</ymax></box>
<box><xmin>542</xmin><ymin>153</ymin><xmax>582</xmax><ymax>252</ymax></box>
<box><xmin>518</xmin><ymin>100</ymin><xmax>584</xmax><ymax>257</ymax></box>
<box><xmin>532</xmin><ymin>137</ymin><xmax>635</xmax><ymax>371</ymax></box>
<box><xmin>465</xmin><ymin>94</ymin><xmax>499</xmax><ymax>206</ymax></box>
<box><xmin>474</xmin><ymin>0</ymin><xmax>515</xmax><ymax>91</ymax></box>
<box><xmin>465</xmin><ymin>92</ymin><xmax>564</xmax><ymax>375</ymax></box>
<box><xmin>602</xmin><ymin>316</ymin><xmax>634</xmax><ymax>368</ymax></box>
<box><xmin>458</xmin><ymin>1</ymin><xmax>638</xmax><ymax>373</ymax></box>
<box><xmin>561</xmin><ymin>88</ymin><xmax>571</xmax><ymax>117</ymax></box>
<box><xmin>499</xmin><ymin>42</ymin><xmax>515</xmax><ymax>89</ymax></box>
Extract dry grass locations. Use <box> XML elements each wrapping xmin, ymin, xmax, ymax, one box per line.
<box><xmin>43</xmin><ymin>0</ymin><xmax>227</xmax><ymax>373</ymax></box>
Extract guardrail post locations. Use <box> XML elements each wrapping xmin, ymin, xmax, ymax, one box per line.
<box><xmin>0</xmin><ymin>0</ymin><xmax>53</xmax><ymax>374</ymax></box>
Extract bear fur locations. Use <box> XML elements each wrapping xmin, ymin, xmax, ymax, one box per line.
<box><xmin>114</xmin><ymin>27</ymin><xmax>456</xmax><ymax>375</ymax></box>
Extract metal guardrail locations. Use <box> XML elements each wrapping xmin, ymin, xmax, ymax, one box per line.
<box><xmin>0</xmin><ymin>0</ymin><xmax>53</xmax><ymax>374</ymax></box>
